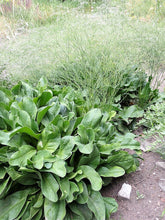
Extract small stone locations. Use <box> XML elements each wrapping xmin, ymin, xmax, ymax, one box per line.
<box><xmin>156</xmin><ymin>162</ymin><xmax>165</xmax><ymax>170</ymax></box>
<box><xmin>118</xmin><ymin>183</ymin><xmax>132</xmax><ymax>200</ymax></box>
<box><xmin>136</xmin><ymin>167</ymin><xmax>142</xmax><ymax>172</ymax></box>
<box><xmin>159</xmin><ymin>179</ymin><xmax>165</xmax><ymax>192</ymax></box>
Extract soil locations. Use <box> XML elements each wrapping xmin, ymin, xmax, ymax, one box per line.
<box><xmin>101</xmin><ymin>148</ymin><xmax>165</xmax><ymax>220</ymax></box>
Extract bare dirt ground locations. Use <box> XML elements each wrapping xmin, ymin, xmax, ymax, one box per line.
<box><xmin>102</xmin><ymin>151</ymin><xmax>165</xmax><ymax>220</ymax></box>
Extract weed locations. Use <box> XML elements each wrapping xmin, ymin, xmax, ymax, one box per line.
<box><xmin>136</xmin><ymin>190</ymin><xmax>145</xmax><ymax>200</ymax></box>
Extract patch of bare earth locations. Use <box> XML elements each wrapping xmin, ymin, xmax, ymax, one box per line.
<box><xmin>102</xmin><ymin>152</ymin><xmax>165</xmax><ymax>220</ymax></box>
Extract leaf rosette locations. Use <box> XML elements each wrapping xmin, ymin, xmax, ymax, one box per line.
<box><xmin>0</xmin><ymin>77</ymin><xmax>140</xmax><ymax>220</ymax></box>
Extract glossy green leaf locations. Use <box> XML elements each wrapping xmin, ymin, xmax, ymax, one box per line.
<box><xmin>78</xmin><ymin>146</ymin><xmax>100</xmax><ymax>169</ymax></box>
<box><xmin>0</xmin><ymin>166</ymin><xmax>6</xmax><ymax>179</ymax></box>
<box><xmin>44</xmin><ymin>198</ymin><xmax>66</xmax><ymax>220</ymax></box>
<box><xmin>17</xmin><ymin>109</ymin><xmax>31</xmax><ymax>128</ymax></box>
<box><xmin>10</xmin><ymin>127</ymin><xmax>40</xmax><ymax>140</ymax></box>
<box><xmin>44</xmin><ymin>139</ymin><xmax>61</xmax><ymax>153</ymax></box>
<box><xmin>56</xmin><ymin>136</ymin><xmax>75</xmax><ymax>160</ymax></box>
<box><xmin>106</xmin><ymin>151</ymin><xmax>134</xmax><ymax>171</ymax></box>
<box><xmin>67</xmin><ymin>181</ymin><xmax>79</xmax><ymax>203</ymax></box>
<box><xmin>38</xmin><ymin>90</ymin><xmax>53</xmax><ymax>107</ymax></box>
<box><xmin>41</xmin><ymin>173</ymin><xmax>59</xmax><ymax>202</ymax></box>
<box><xmin>21</xmin><ymin>97</ymin><xmax>37</xmax><ymax>119</ymax></box>
<box><xmin>81</xmin><ymin>109</ymin><xmax>102</xmax><ymax>128</ymax></box>
<box><xmin>98</xmin><ymin>166</ymin><xmax>125</xmax><ymax>177</ymax></box>
<box><xmin>46</xmin><ymin>158</ymin><xmax>66</xmax><ymax>177</ymax></box>
<box><xmin>78</xmin><ymin>125</ymin><xmax>95</xmax><ymax>144</ymax></box>
<box><xmin>37</xmin><ymin>106</ymin><xmax>52</xmax><ymax>125</ymax></box>
<box><xmin>33</xmin><ymin>193</ymin><xmax>43</xmax><ymax>208</ymax></box>
<box><xmin>0</xmin><ymin>130</ymin><xmax>10</xmax><ymax>145</ymax></box>
<box><xmin>0</xmin><ymin>188</ymin><xmax>35</xmax><ymax>220</ymax></box>
<box><xmin>47</xmin><ymin>102</ymin><xmax>60</xmax><ymax>122</ymax></box>
<box><xmin>9</xmin><ymin>145</ymin><xmax>36</xmax><ymax>167</ymax></box>
<box><xmin>69</xmin><ymin>203</ymin><xmax>93</xmax><ymax>220</ymax></box>
<box><xmin>77</xmin><ymin>142</ymin><xmax>93</xmax><ymax>154</ymax></box>
<box><xmin>119</xmin><ymin>105</ymin><xmax>144</xmax><ymax>123</ymax></box>
<box><xmin>76</xmin><ymin>181</ymin><xmax>89</xmax><ymax>204</ymax></box>
<box><xmin>0</xmin><ymin>90</ymin><xmax>10</xmax><ymax>105</ymax></box>
<box><xmin>0</xmin><ymin>177</ymin><xmax>10</xmax><ymax>196</ymax></box>
<box><xmin>32</xmin><ymin>150</ymin><xmax>53</xmax><ymax>170</ymax></box>
<box><xmin>76</xmin><ymin>165</ymin><xmax>102</xmax><ymax>191</ymax></box>
<box><xmin>103</xmin><ymin>197</ymin><xmax>118</xmax><ymax>219</ymax></box>
<box><xmin>87</xmin><ymin>191</ymin><xmax>105</xmax><ymax>220</ymax></box>
<box><xmin>37</xmin><ymin>76</ymin><xmax>48</xmax><ymax>92</ymax></box>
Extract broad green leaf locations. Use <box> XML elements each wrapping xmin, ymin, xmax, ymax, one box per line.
<box><xmin>7</xmin><ymin>167</ymin><xmax>22</xmax><ymax>181</ymax></box>
<box><xmin>81</xmin><ymin>109</ymin><xmax>102</xmax><ymax>128</ymax></box>
<box><xmin>77</xmin><ymin>142</ymin><xmax>93</xmax><ymax>154</ymax></box>
<box><xmin>15</xmin><ymin>201</ymin><xmax>30</xmax><ymax>220</ymax></box>
<box><xmin>119</xmin><ymin>105</ymin><xmax>144</xmax><ymax>123</ymax></box>
<box><xmin>10</xmin><ymin>127</ymin><xmax>40</xmax><ymax>140</ymax></box>
<box><xmin>0</xmin><ymin>188</ymin><xmax>34</xmax><ymax>220</ymax></box>
<box><xmin>0</xmin><ymin>177</ymin><xmax>10</xmax><ymax>196</ymax></box>
<box><xmin>78</xmin><ymin>125</ymin><xmax>95</xmax><ymax>144</ymax></box>
<box><xmin>8</xmin><ymin>133</ymin><xmax>25</xmax><ymax>149</ymax></box>
<box><xmin>58</xmin><ymin>178</ymin><xmax>70</xmax><ymax>200</ymax></box>
<box><xmin>98</xmin><ymin>142</ymin><xmax>121</xmax><ymax>155</ymax></box>
<box><xmin>98</xmin><ymin>166</ymin><xmax>125</xmax><ymax>177</ymax></box>
<box><xmin>41</xmin><ymin>123</ymin><xmax>60</xmax><ymax>147</ymax></box>
<box><xmin>67</xmin><ymin>181</ymin><xmax>79</xmax><ymax>203</ymax></box>
<box><xmin>75</xmin><ymin>165</ymin><xmax>102</xmax><ymax>191</ymax></box>
<box><xmin>32</xmin><ymin>209</ymin><xmax>42</xmax><ymax>220</ymax></box>
<box><xmin>45</xmin><ymin>158</ymin><xmax>66</xmax><ymax>177</ymax></box>
<box><xmin>112</xmin><ymin>133</ymin><xmax>140</xmax><ymax>150</ymax></box>
<box><xmin>47</xmin><ymin>102</ymin><xmax>60</xmax><ymax>122</ymax></box>
<box><xmin>32</xmin><ymin>150</ymin><xmax>54</xmax><ymax>170</ymax></box>
<box><xmin>38</xmin><ymin>90</ymin><xmax>53</xmax><ymax>107</ymax></box>
<box><xmin>0</xmin><ymin>166</ymin><xmax>6</xmax><ymax>179</ymax></box>
<box><xmin>21</xmin><ymin>97</ymin><xmax>37</xmax><ymax>119</ymax></box>
<box><xmin>44</xmin><ymin>198</ymin><xmax>66</xmax><ymax>220</ymax></box>
<box><xmin>16</xmin><ymin>173</ymin><xmax>38</xmax><ymax>186</ymax></box>
<box><xmin>103</xmin><ymin>197</ymin><xmax>118</xmax><ymax>219</ymax></box>
<box><xmin>41</xmin><ymin>173</ymin><xmax>59</xmax><ymax>202</ymax></box>
<box><xmin>106</xmin><ymin>151</ymin><xmax>134</xmax><ymax>171</ymax></box>
<box><xmin>9</xmin><ymin>145</ymin><xmax>36</xmax><ymax>167</ymax></box>
<box><xmin>33</xmin><ymin>193</ymin><xmax>43</xmax><ymax>208</ymax></box>
<box><xmin>37</xmin><ymin>106</ymin><xmax>52</xmax><ymax>125</ymax></box>
<box><xmin>37</xmin><ymin>76</ymin><xmax>48</xmax><ymax>92</ymax></box>
<box><xmin>76</xmin><ymin>181</ymin><xmax>89</xmax><ymax>204</ymax></box>
<box><xmin>0</xmin><ymin>130</ymin><xmax>10</xmax><ymax>145</ymax></box>
<box><xmin>44</xmin><ymin>138</ymin><xmax>61</xmax><ymax>153</ymax></box>
<box><xmin>0</xmin><ymin>90</ymin><xmax>10</xmax><ymax>105</ymax></box>
<box><xmin>78</xmin><ymin>146</ymin><xmax>100</xmax><ymax>169</ymax></box>
<box><xmin>0</xmin><ymin>106</ymin><xmax>12</xmax><ymax>128</ymax></box>
<box><xmin>87</xmin><ymin>191</ymin><xmax>105</xmax><ymax>220</ymax></box>
<box><xmin>0</xmin><ymin>147</ymin><xmax>8</xmax><ymax>162</ymax></box>
<box><xmin>56</xmin><ymin>136</ymin><xmax>75</xmax><ymax>160</ymax></box>
<box><xmin>69</xmin><ymin>203</ymin><xmax>93</xmax><ymax>220</ymax></box>
<box><xmin>17</xmin><ymin>109</ymin><xmax>31</xmax><ymax>128</ymax></box>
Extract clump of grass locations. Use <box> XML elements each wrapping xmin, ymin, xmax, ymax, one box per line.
<box><xmin>0</xmin><ymin>0</ymin><xmax>165</xmax><ymax>107</ymax></box>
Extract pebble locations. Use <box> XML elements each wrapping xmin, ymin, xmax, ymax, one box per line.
<box><xmin>118</xmin><ymin>183</ymin><xmax>132</xmax><ymax>200</ymax></box>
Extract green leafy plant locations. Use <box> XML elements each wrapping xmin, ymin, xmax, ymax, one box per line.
<box><xmin>0</xmin><ymin>77</ymin><xmax>140</xmax><ymax>219</ymax></box>
<box><xmin>111</xmin><ymin>68</ymin><xmax>158</xmax><ymax>133</ymax></box>
<box><xmin>137</xmin><ymin>96</ymin><xmax>165</xmax><ymax>158</ymax></box>
<box><xmin>136</xmin><ymin>190</ymin><xmax>145</xmax><ymax>200</ymax></box>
